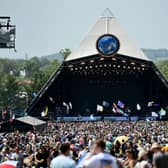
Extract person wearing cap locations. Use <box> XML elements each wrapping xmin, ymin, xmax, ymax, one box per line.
<box><xmin>50</xmin><ymin>143</ymin><xmax>76</xmax><ymax>168</ymax></box>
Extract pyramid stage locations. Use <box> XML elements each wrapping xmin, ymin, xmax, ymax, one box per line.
<box><xmin>26</xmin><ymin>10</ymin><xmax>168</xmax><ymax>121</ymax></box>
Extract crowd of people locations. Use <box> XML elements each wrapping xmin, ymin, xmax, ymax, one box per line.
<box><xmin>0</xmin><ymin>120</ymin><xmax>168</xmax><ymax>168</ymax></box>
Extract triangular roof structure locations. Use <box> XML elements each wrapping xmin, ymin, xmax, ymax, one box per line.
<box><xmin>66</xmin><ymin>8</ymin><xmax>149</xmax><ymax>62</ymax></box>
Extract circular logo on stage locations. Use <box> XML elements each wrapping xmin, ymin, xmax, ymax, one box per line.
<box><xmin>96</xmin><ymin>34</ymin><xmax>120</xmax><ymax>57</ymax></box>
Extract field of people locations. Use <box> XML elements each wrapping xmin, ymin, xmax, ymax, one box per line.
<box><xmin>0</xmin><ymin>120</ymin><xmax>168</xmax><ymax>167</ymax></box>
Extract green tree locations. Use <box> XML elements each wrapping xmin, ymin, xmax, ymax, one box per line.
<box><xmin>45</xmin><ymin>59</ymin><xmax>60</xmax><ymax>78</ymax></box>
<box><xmin>156</xmin><ymin>60</ymin><xmax>168</xmax><ymax>80</ymax></box>
<box><xmin>24</xmin><ymin>57</ymin><xmax>41</xmax><ymax>78</ymax></box>
<box><xmin>23</xmin><ymin>59</ymin><xmax>60</xmax><ymax>103</ymax></box>
<box><xmin>60</xmin><ymin>48</ymin><xmax>71</xmax><ymax>60</ymax></box>
<box><xmin>0</xmin><ymin>73</ymin><xmax>19</xmax><ymax>109</ymax></box>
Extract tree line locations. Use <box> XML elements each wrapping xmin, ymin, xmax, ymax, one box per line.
<box><xmin>0</xmin><ymin>49</ymin><xmax>70</xmax><ymax>115</ymax></box>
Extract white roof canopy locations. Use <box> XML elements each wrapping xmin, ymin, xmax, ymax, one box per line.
<box><xmin>66</xmin><ymin>9</ymin><xmax>149</xmax><ymax>61</ymax></box>
<box><xmin>16</xmin><ymin>116</ymin><xmax>46</xmax><ymax>126</ymax></box>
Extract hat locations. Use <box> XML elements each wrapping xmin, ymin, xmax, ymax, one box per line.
<box><xmin>138</xmin><ymin>149</ymin><xmax>148</xmax><ymax>160</ymax></box>
<box><xmin>151</xmin><ymin>143</ymin><xmax>161</xmax><ymax>151</ymax></box>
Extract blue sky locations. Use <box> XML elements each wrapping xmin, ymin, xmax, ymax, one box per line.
<box><xmin>0</xmin><ymin>0</ymin><xmax>168</xmax><ymax>59</ymax></box>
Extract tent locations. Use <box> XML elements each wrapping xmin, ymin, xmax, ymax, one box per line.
<box><xmin>26</xmin><ymin>9</ymin><xmax>168</xmax><ymax>119</ymax></box>
<box><xmin>13</xmin><ymin>116</ymin><xmax>47</xmax><ymax>131</ymax></box>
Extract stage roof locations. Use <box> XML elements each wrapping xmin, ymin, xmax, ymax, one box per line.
<box><xmin>66</xmin><ymin>9</ymin><xmax>149</xmax><ymax>62</ymax></box>
<box><xmin>25</xmin><ymin>10</ymin><xmax>168</xmax><ymax>117</ymax></box>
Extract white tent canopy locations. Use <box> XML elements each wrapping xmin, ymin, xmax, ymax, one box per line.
<box><xmin>66</xmin><ymin>9</ymin><xmax>149</xmax><ymax>62</ymax></box>
<box><xmin>16</xmin><ymin>116</ymin><xmax>46</xmax><ymax>126</ymax></box>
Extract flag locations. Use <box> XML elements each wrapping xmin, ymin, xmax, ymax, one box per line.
<box><xmin>112</xmin><ymin>107</ymin><xmax>117</xmax><ymax>113</ymax></box>
<box><xmin>148</xmin><ymin>101</ymin><xmax>154</xmax><ymax>107</ymax></box>
<box><xmin>112</xmin><ymin>103</ymin><xmax>125</xmax><ymax>115</ymax></box>
<box><xmin>160</xmin><ymin>108</ymin><xmax>166</xmax><ymax>116</ymax></box>
<box><xmin>69</xmin><ymin>102</ymin><xmax>72</xmax><ymax>109</ymax></box>
<box><xmin>153</xmin><ymin>103</ymin><xmax>160</xmax><ymax>107</ymax></box>
<box><xmin>102</xmin><ymin>100</ymin><xmax>110</xmax><ymax>108</ymax></box>
<box><xmin>44</xmin><ymin>106</ymin><xmax>48</xmax><ymax>116</ymax></box>
<box><xmin>97</xmin><ymin>105</ymin><xmax>103</xmax><ymax>112</ymax></box>
<box><xmin>112</xmin><ymin>103</ymin><xmax>118</xmax><ymax>113</ymax></box>
<box><xmin>136</xmin><ymin>104</ymin><xmax>141</xmax><ymax>111</ymax></box>
<box><xmin>49</xmin><ymin>97</ymin><xmax>55</xmax><ymax>104</ymax></box>
<box><xmin>63</xmin><ymin>102</ymin><xmax>69</xmax><ymax>114</ymax></box>
<box><xmin>117</xmin><ymin>108</ymin><xmax>124</xmax><ymax>115</ymax></box>
<box><xmin>117</xmin><ymin>100</ymin><xmax>125</xmax><ymax>109</ymax></box>
<box><xmin>151</xmin><ymin>112</ymin><xmax>158</xmax><ymax>117</ymax></box>
<box><xmin>41</xmin><ymin>106</ymin><xmax>48</xmax><ymax>117</ymax></box>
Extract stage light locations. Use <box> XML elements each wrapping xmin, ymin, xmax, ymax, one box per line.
<box><xmin>75</xmin><ymin>67</ymin><xmax>78</xmax><ymax>71</ymax></box>
<box><xmin>99</xmin><ymin>64</ymin><xmax>103</xmax><ymax>68</ymax></box>
<box><xmin>133</xmin><ymin>67</ymin><xmax>136</xmax><ymax>70</ymax></box>
<box><xmin>89</xmin><ymin>65</ymin><xmax>93</xmax><ymax>69</ymax></box>
<box><xmin>108</xmin><ymin>64</ymin><xmax>112</xmax><ymax>67</ymax></box>
<box><xmin>131</xmin><ymin>62</ymin><xmax>135</xmax><ymax>65</ymax></box>
<box><xmin>85</xmin><ymin>66</ymin><xmax>88</xmax><ymax>69</ymax></box>
<box><xmin>112</xmin><ymin>57</ymin><xmax>116</xmax><ymax>61</ymax></box>
<box><xmin>95</xmin><ymin>65</ymin><xmax>98</xmax><ymax>68</ymax></box>
<box><xmin>128</xmin><ymin>66</ymin><xmax>130</xmax><ymax>69</ymax></box>
<box><xmin>70</xmin><ymin>68</ymin><xmax>74</xmax><ymax>71</ymax></box>
<box><xmin>79</xmin><ymin>67</ymin><xmax>82</xmax><ymax>70</ymax></box>
<box><xmin>68</xmin><ymin>65</ymin><xmax>73</xmax><ymax>68</ymax></box>
<box><xmin>81</xmin><ymin>62</ymin><xmax>85</xmax><ymax>65</ymax></box>
<box><xmin>123</xmin><ymin>65</ymin><xmax>126</xmax><ymax>69</ymax></box>
<box><xmin>141</xmin><ymin>64</ymin><xmax>145</xmax><ymax>67</ymax></box>
<box><xmin>104</xmin><ymin>64</ymin><xmax>107</xmax><ymax>67</ymax></box>
<box><xmin>90</xmin><ymin>60</ymin><xmax>95</xmax><ymax>63</ymax></box>
<box><xmin>100</xmin><ymin>57</ymin><xmax>104</xmax><ymax>61</ymax></box>
<box><xmin>117</xmin><ymin>65</ymin><xmax>120</xmax><ymax>68</ymax></box>
<box><xmin>121</xmin><ymin>60</ymin><xmax>126</xmax><ymax>63</ymax></box>
<box><xmin>113</xmin><ymin>64</ymin><xmax>116</xmax><ymax>67</ymax></box>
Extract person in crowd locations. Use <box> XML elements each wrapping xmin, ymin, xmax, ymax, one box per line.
<box><xmin>123</xmin><ymin>149</ymin><xmax>136</xmax><ymax>168</ymax></box>
<box><xmin>13</xmin><ymin>146</ymin><xmax>24</xmax><ymax>168</ymax></box>
<box><xmin>35</xmin><ymin>146</ymin><xmax>48</xmax><ymax>168</ymax></box>
<box><xmin>50</xmin><ymin>143</ymin><xmax>76</xmax><ymax>168</ymax></box>
<box><xmin>150</xmin><ymin>143</ymin><xmax>162</xmax><ymax>154</ymax></box>
<box><xmin>135</xmin><ymin>149</ymin><xmax>151</xmax><ymax>168</ymax></box>
<box><xmin>152</xmin><ymin>152</ymin><xmax>168</xmax><ymax>168</ymax></box>
<box><xmin>81</xmin><ymin>139</ymin><xmax>118</xmax><ymax>168</ymax></box>
<box><xmin>1</xmin><ymin>120</ymin><xmax>168</xmax><ymax>168</ymax></box>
